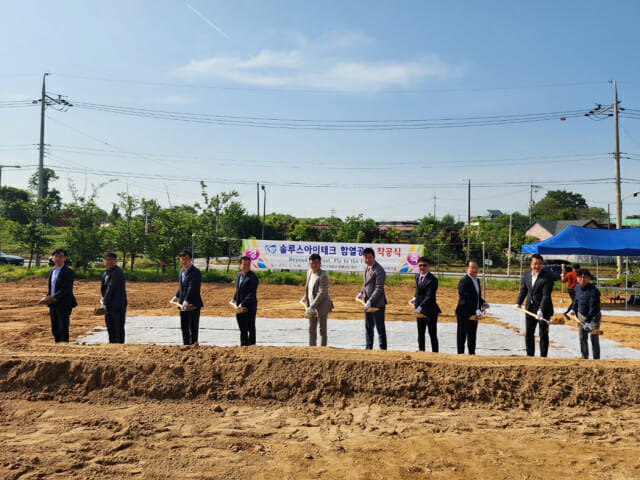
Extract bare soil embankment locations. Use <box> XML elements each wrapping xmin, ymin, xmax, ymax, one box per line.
<box><xmin>1</xmin><ymin>280</ymin><xmax>640</xmax><ymax>479</ymax></box>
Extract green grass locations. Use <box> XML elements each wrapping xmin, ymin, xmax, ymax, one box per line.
<box><xmin>0</xmin><ymin>265</ymin><xmax>605</xmax><ymax>291</ymax></box>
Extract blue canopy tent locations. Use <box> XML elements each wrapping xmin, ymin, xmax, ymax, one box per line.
<box><xmin>521</xmin><ymin>225</ymin><xmax>640</xmax><ymax>308</ymax></box>
<box><xmin>521</xmin><ymin>225</ymin><xmax>640</xmax><ymax>256</ymax></box>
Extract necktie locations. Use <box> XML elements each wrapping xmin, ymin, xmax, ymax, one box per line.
<box><xmin>419</xmin><ymin>275</ymin><xmax>424</xmax><ymax>285</ymax></box>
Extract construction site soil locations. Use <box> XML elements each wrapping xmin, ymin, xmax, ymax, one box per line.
<box><xmin>1</xmin><ymin>279</ymin><xmax>639</xmax><ymax>479</ymax></box>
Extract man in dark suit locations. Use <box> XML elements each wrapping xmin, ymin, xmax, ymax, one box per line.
<box><xmin>455</xmin><ymin>259</ymin><xmax>489</xmax><ymax>355</ymax></box>
<box><xmin>411</xmin><ymin>256</ymin><xmax>441</xmax><ymax>352</ymax></box>
<box><xmin>171</xmin><ymin>249</ymin><xmax>203</xmax><ymax>345</ymax></box>
<box><xmin>357</xmin><ymin>247</ymin><xmax>387</xmax><ymax>350</ymax></box>
<box><xmin>232</xmin><ymin>255</ymin><xmax>259</xmax><ymax>346</ymax></box>
<box><xmin>100</xmin><ymin>252</ymin><xmax>127</xmax><ymax>343</ymax></box>
<box><xmin>46</xmin><ymin>248</ymin><xmax>78</xmax><ymax>343</ymax></box>
<box><xmin>515</xmin><ymin>253</ymin><xmax>555</xmax><ymax>357</ymax></box>
<box><xmin>301</xmin><ymin>253</ymin><xmax>333</xmax><ymax>346</ymax></box>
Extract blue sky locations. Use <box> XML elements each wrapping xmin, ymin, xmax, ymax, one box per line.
<box><xmin>2</xmin><ymin>0</ymin><xmax>640</xmax><ymax>222</ymax></box>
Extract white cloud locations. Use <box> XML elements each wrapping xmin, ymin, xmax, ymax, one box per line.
<box><xmin>175</xmin><ymin>34</ymin><xmax>463</xmax><ymax>92</ymax></box>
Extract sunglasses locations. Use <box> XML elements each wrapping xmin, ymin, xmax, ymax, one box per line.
<box><xmin>418</xmin><ymin>263</ymin><xmax>428</xmax><ymax>267</ymax></box>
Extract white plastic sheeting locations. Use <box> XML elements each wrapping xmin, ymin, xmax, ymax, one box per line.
<box><xmin>77</xmin><ymin>304</ymin><xmax>640</xmax><ymax>359</ymax></box>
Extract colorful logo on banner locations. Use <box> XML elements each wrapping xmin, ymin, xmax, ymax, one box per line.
<box><xmin>242</xmin><ymin>238</ymin><xmax>270</xmax><ymax>269</ymax></box>
<box><xmin>396</xmin><ymin>245</ymin><xmax>423</xmax><ymax>274</ymax></box>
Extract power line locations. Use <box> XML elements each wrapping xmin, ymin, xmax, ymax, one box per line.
<box><xmin>44</xmin><ymin>143</ymin><xmax>612</xmax><ymax>169</ymax></box>
<box><xmin>69</xmin><ymin>100</ymin><xmax>590</xmax><ymax>130</ymax></box>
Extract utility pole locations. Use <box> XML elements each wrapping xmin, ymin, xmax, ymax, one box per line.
<box><xmin>37</xmin><ymin>73</ymin><xmax>48</xmax><ymax>204</ymax></box>
<box><xmin>507</xmin><ymin>213</ymin><xmax>513</xmax><ymax>277</ymax></box>
<box><xmin>466</xmin><ymin>179</ymin><xmax>471</xmax><ymax>260</ymax></box>
<box><xmin>35</xmin><ymin>73</ymin><xmax>48</xmax><ymax>268</ymax></box>
<box><xmin>613</xmin><ymin>80</ymin><xmax>623</xmax><ymax>277</ymax></box>
<box><xmin>34</xmin><ymin>73</ymin><xmax>72</xmax><ymax>266</ymax></box>
<box><xmin>261</xmin><ymin>184</ymin><xmax>266</xmax><ymax>240</ymax></box>
<box><xmin>433</xmin><ymin>194</ymin><xmax>436</xmax><ymax>219</ymax></box>
<box><xmin>528</xmin><ymin>183</ymin><xmax>541</xmax><ymax>224</ymax></box>
<box><xmin>585</xmin><ymin>81</ymin><xmax>624</xmax><ymax>277</ymax></box>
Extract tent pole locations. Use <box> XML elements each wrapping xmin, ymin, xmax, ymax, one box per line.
<box><xmin>519</xmin><ymin>254</ymin><xmax>523</xmax><ymax>280</ymax></box>
<box><xmin>625</xmin><ymin>257</ymin><xmax>629</xmax><ymax>311</ymax></box>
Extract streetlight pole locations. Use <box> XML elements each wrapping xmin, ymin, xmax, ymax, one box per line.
<box><xmin>0</xmin><ymin>165</ymin><xmax>22</xmax><ymax>188</ymax></box>
<box><xmin>261</xmin><ymin>184</ymin><xmax>266</xmax><ymax>240</ymax></box>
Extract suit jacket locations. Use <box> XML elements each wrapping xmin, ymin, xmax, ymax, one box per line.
<box><xmin>175</xmin><ymin>264</ymin><xmax>203</xmax><ymax>308</ymax></box>
<box><xmin>455</xmin><ymin>274</ymin><xmax>485</xmax><ymax>318</ymax></box>
<box><xmin>516</xmin><ymin>269</ymin><xmax>554</xmax><ymax>318</ymax></box>
<box><xmin>302</xmin><ymin>269</ymin><xmax>333</xmax><ymax>316</ymax></box>
<box><xmin>233</xmin><ymin>270</ymin><xmax>259</xmax><ymax>309</ymax></box>
<box><xmin>47</xmin><ymin>264</ymin><xmax>78</xmax><ymax>310</ymax></box>
<box><xmin>358</xmin><ymin>261</ymin><xmax>387</xmax><ymax>308</ymax></box>
<box><xmin>101</xmin><ymin>265</ymin><xmax>127</xmax><ymax>311</ymax></box>
<box><xmin>414</xmin><ymin>271</ymin><xmax>441</xmax><ymax>318</ymax></box>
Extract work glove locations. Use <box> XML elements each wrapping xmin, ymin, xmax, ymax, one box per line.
<box><xmin>409</xmin><ymin>297</ymin><xmax>416</xmax><ymax>305</ymax></box>
<box><xmin>583</xmin><ymin>322</ymin><xmax>592</xmax><ymax>332</ymax></box>
<box><xmin>475</xmin><ymin>309</ymin><xmax>483</xmax><ymax>317</ymax></box>
<box><xmin>513</xmin><ymin>304</ymin><xmax>521</xmax><ymax>310</ymax></box>
<box><xmin>364</xmin><ymin>301</ymin><xmax>371</xmax><ymax>310</ymax></box>
<box><xmin>482</xmin><ymin>303</ymin><xmax>490</xmax><ymax>311</ymax></box>
<box><xmin>306</xmin><ymin>307</ymin><xmax>315</xmax><ymax>315</ymax></box>
<box><xmin>181</xmin><ymin>300</ymin><xmax>189</xmax><ymax>311</ymax></box>
<box><xmin>355</xmin><ymin>293</ymin><xmax>364</xmax><ymax>301</ymax></box>
<box><xmin>536</xmin><ymin>310</ymin><xmax>544</xmax><ymax>321</ymax></box>
<box><xmin>171</xmin><ymin>296</ymin><xmax>178</xmax><ymax>303</ymax></box>
<box><xmin>568</xmin><ymin>310</ymin><xmax>575</xmax><ymax>316</ymax></box>
<box><xmin>414</xmin><ymin>306</ymin><xmax>422</xmax><ymax>314</ymax></box>
<box><xmin>100</xmin><ymin>304</ymin><xmax>106</xmax><ymax>310</ymax></box>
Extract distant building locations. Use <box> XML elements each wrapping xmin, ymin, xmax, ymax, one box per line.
<box><xmin>486</xmin><ymin>209</ymin><xmax>503</xmax><ymax>220</ymax></box>
<box><xmin>525</xmin><ymin>219</ymin><xmax>601</xmax><ymax>241</ymax></box>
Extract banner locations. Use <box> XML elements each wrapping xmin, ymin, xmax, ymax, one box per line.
<box><xmin>241</xmin><ymin>239</ymin><xmax>425</xmax><ymax>274</ymax></box>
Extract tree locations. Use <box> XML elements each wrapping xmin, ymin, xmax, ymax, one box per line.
<box><xmin>195</xmin><ymin>183</ymin><xmax>239</xmax><ymax>271</ymax></box>
<box><xmin>11</xmin><ymin>198</ymin><xmax>53</xmax><ymax>267</ymax></box>
<box><xmin>335</xmin><ymin>214</ymin><xmax>378</xmax><ymax>243</ymax></box>
<box><xmin>414</xmin><ymin>215</ymin><xmax>466</xmax><ymax>264</ymax></box>
<box><xmin>113</xmin><ymin>193</ymin><xmax>145</xmax><ymax>270</ymax></box>
<box><xmin>147</xmin><ymin>206</ymin><xmax>197</xmax><ymax>271</ymax></box>
<box><xmin>219</xmin><ymin>199</ymin><xmax>249</xmax><ymax>270</ymax></box>
<box><xmin>531</xmin><ymin>190</ymin><xmax>597</xmax><ymax>220</ymax></box>
<box><xmin>64</xmin><ymin>182</ymin><xmax>107</xmax><ymax>272</ymax></box>
<box><xmin>28</xmin><ymin>168</ymin><xmax>62</xmax><ymax>222</ymax></box>
<box><xmin>0</xmin><ymin>186</ymin><xmax>31</xmax><ymax>224</ymax></box>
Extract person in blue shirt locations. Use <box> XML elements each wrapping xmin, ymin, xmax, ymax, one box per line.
<box><xmin>568</xmin><ymin>269</ymin><xmax>601</xmax><ymax>359</ymax></box>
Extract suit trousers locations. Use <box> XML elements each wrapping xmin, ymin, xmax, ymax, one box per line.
<box><xmin>417</xmin><ymin>315</ymin><xmax>438</xmax><ymax>352</ymax></box>
<box><xmin>236</xmin><ymin>308</ymin><xmax>257</xmax><ymax>346</ymax></box>
<box><xmin>365</xmin><ymin>307</ymin><xmax>387</xmax><ymax>350</ymax></box>
<box><xmin>180</xmin><ymin>308</ymin><xmax>200</xmax><ymax>345</ymax></box>
<box><xmin>578</xmin><ymin>313</ymin><xmax>600</xmax><ymax>359</ymax></box>
<box><xmin>563</xmin><ymin>289</ymin><xmax>576</xmax><ymax>314</ymax></box>
<box><xmin>105</xmin><ymin>308</ymin><xmax>126</xmax><ymax>344</ymax></box>
<box><xmin>49</xmin><ymin>306</ymin><xmax>71</xmax><ymax>343</ymax></box>
<box><xmin>308</xmin><ymin>313</ymin><xmax>328</xmax><ymax>346</ymax></box>
<box><xmin>456</xmin><ymin>315</ymin><xmax>478</xmax><ymax>354</ymax></box>
<box><xmin>525</xmin><ymin>315</ymin><xmax>549</xmax><ymax>357</ymax></box>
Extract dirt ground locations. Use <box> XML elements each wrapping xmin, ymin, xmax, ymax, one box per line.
<box><xmin>1</xmin><ymin>278</ymin><xmax>640</xmax><ymax>479</ymax></box>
